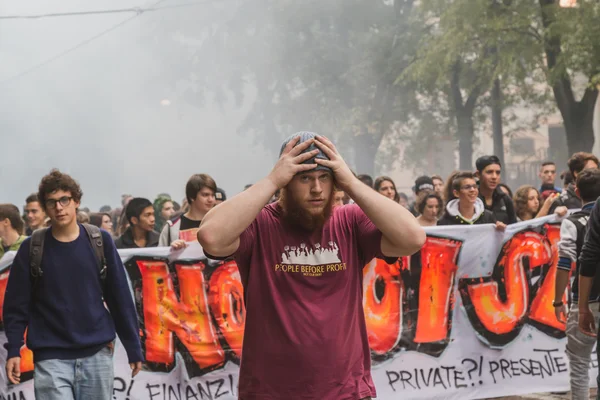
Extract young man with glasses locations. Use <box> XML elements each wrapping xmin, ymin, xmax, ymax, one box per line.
<box><xmin>3</xmin><ymin>169</ymin><xmax>143</xmax><ymax>400</ymax></box>
<box><xmin>438</xmin><ymin>171</ymin><xmax>503</xmax><ymax>229</ymax></box>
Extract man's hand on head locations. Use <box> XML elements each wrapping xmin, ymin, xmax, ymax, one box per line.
<box><xmin>313</xmin><ymin>136</ymin><xmax>356</xmax><ymax>192</ymax></box>
<box><xmin>267</xmin><ymin>137</ymin><xmax>319</xmax><ymax>190</ymax></box>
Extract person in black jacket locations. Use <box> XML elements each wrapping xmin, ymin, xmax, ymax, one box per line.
<box><xmin>438</xmin><ymin>171</ymin><xmax>505</xmax><ymax>230</ymax></box>
<box><xmin>549</xmin><ymin>152</ymin><xmax>599</xmax><ymax>214</ymax></box>
<box><xmin>554</xmin><ymin>169</ymin><xmax>600</xmax><ymax>399</ymax></box>
<box><xmin>115</xmin><ymin>197</ymin><xmax>160</xmax><ymax>249</ymax></box>
<box><xmin>475</xmin><ymin>155</ymin><xmax>517</xmax><ymax>225</ymax></box>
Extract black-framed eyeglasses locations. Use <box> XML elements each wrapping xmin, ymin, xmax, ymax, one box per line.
<box><xmin>461</xmin><ymin>184</ymin><xmax>478</xmax><ymax>191</ymax></box>
<box><xmin>45</xmin><ymin>196</ymin><xmax>73</xmax><ymax>209</ymax></box>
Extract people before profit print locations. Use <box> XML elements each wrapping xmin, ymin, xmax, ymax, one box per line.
<box><xmin>196</xmin><ymin>131</ymin><xmax>425</xmax><ymax>400</ymax></box>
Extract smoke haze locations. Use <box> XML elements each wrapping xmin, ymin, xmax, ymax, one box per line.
<box><xmin>0</xmin><ymin>0</ymin><xmax>273</xmax><ymax>210</ymax></box>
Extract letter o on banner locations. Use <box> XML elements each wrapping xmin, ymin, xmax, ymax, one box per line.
<box><xmin>362</xmin><ymin>258</ymin><xmax>403</xmax><ymax>355</ymax></box>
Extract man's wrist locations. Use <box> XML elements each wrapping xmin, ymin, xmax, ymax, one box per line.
<box><xmin>260</xmin><ymin>176</ymin><xmax>280</xmax><ymax>196</ymax></box>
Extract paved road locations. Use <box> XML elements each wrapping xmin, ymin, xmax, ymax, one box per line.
<box><xmin>494</xmin><ymin>388</ymin><xmax>596</xmax><ymax>399</ymax></box>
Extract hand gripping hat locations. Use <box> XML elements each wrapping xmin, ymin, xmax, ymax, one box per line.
<box><xmin>279</xmin><ymin>131</ymin><xmax>332</xmax><ymax>173</ymax></box>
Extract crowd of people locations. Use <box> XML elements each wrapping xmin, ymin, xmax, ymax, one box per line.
<box><xmin>2</xmin><ymin>152</ymin><xmax>596</xmax><ymax>257</ymax></box>
<box><xmin>2</xmin><ymin>138</ymin><xmax>600</xmax><ymax>400</ymax></box>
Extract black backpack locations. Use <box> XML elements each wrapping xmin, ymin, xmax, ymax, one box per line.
<box><xmin>29</xmin><ymin>223</ymin><xmax>107</xmax><ymax>293</ymax></box>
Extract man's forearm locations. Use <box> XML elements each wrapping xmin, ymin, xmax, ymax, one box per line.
<box><xmin>554</xmin><ymin>269</ymin><xmax>570</xmax><ymax>304</ymax></box>
<box><xmin>346</xmin><ymin>178</ymin><xmax>425</xmax><ymax>255</ymax></box>
<box><xmin>198</xmin><ymin>177</ymin><xmax>277</xmax><ymax>253</ymax></box>
<box><xmin>579</xmin><ymin>275</ymin><xmax>593</xmax><ymax>310</ymax></box>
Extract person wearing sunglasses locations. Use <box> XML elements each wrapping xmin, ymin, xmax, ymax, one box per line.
<box><xmin>438</xmin><ymin>171</ymin><xmax>505</xmax><ymax>231</ymax></box>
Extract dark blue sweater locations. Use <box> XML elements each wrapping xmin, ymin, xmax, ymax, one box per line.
<box><xmin>3</xmin><ymin>225</ymin><xmax>143</xmax><ymax>363</ymax></box>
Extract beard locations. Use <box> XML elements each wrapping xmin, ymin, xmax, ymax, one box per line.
<box><xmin>278</xmin><ymin>188</ymin><xmax>334</xmax><ymax>232</ymax></box>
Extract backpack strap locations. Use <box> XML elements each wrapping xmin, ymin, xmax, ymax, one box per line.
<box><xmin>29</xmin><ymin>228</ymin><xmax>49</xmax><ymax>296</ymax></box>
<box><xmin>30</xmin><ymin>228</ymin><xmax>48</xmax><ymax>279</ymax></box>
<box><xmin>82</xmin><ymin>223</ymin><xmax>107</xmax><ymax>285</ymax></box>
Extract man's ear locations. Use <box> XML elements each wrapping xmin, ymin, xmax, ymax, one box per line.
<box><xmin>475</xmin><ymin>170</ymin><xmax>481</xmax><ymax>179</ymax></box>
<box><xmin>131</xmin><ymin>216</ymin><xmax>139</xmax><ymax>226</ymax></box>
<box><xmin>575</xmin><ymin>187</ymin><xmax>580</xmax><ymax>198</ymax></box>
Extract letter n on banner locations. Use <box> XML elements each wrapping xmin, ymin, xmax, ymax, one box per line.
<box><xmin>125</xmin><ymin>257</ymin><xmax>225</xmax><ymax>376</ymax></box>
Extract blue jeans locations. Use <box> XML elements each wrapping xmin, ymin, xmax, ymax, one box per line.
<box><xmin>34</xmin><ymin>346</ymin><xmax>114</xmax><ymax>400</ymax></box>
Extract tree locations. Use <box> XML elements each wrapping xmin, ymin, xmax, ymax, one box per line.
<box><xmin>538</xmin><ymin>0</ymin><xmax>600</xmax><ymax>154</ymax></box>
<box><xmin>149</xmin><ymin>0</ymin><xmax>425</xmax><ymax>176</ymax></box>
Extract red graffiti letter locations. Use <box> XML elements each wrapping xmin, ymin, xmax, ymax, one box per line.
<box><xmin>529</xmin><ymin>224</ymin><xmax>566</xmax><ymax>332</ymax></box>
<box><xmin>0</xmin><ymin>269</ymin><xmax>34</xmax><ymax>377</ymax></box>
<box><xmin>363</xmin><ymin>258</ymin><xmax>403</xmax><ymax>355</ymax></box>
<box><xmin>208</xmin><ymin>261</ymin><xmax>245</xmax><ymax>357</ymax></box>
<box><xmin>460</xmin><ymin>231</ymin><xmax>550</xmax><ymax>346</ymax></box>
<box><xmin>414</xmin><ymin>237</ymin><xmax>462</xmax><ymax>343</ymax></box>
<box><xmin>137</xmin><ymin>260</ymin><xmax>225</xmax><ymax>369</ymax></box>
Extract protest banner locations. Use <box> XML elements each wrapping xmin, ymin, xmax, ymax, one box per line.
<box><xmin>0</xmin><ymin>215</ymin><xmax>595</xmax><ymax>399</ymax></box>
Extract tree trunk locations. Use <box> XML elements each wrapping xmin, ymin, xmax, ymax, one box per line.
<box><xmin>456</xmin><ymin>110</ymin><xmax>475</xmax><ymax>170</ymax></box>
<box><xmin>563</xmin><ymin>95</ymin><xmax>597</xmax><ymax>154</ymax></box>
<box><xmin>538</xmin><ymin>0</ymin><xmax>598</xmax><ymax>156</ymax></box>
<box><xmin>491</xmin><ymin>78</ymin><xmax>505</xmax><ymax>166</ymax></box>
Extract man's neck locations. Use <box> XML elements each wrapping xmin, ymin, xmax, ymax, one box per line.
<box><xmin>479</xmin><ymin>185</ymin><xmax>493</xmax><ymax>200</ymax></box>
<box><xmin>1</xmin><ymin>230</ymin><xmax>20</xmax><ymax>247</ymax></box>
<box><xmin>185</xmin><ymin>208</ymin><xmax>206</xmax><ymax>221</ymax></box>
<box><xmin>131</xmin><ymin>226</ymin><xmax>148</xmax><ymax>247</ymax></box>
<box><xmin>458</xmin><ymin>202</ymin><xmax>475</xmax><ymax>219</ymax></box>
<box><xmin>52</xmin><ymin>221</ymin><xmax>80</xmax><ymax>242</ymax></box>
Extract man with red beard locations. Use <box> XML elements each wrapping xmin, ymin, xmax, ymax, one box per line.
<box><xmin>197</xmin><ymin>131</ymin><xmax>426</xmax><ymax>400</ymax></box>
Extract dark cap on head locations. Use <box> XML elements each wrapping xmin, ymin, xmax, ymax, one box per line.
<box><xmin>279</xmin><ymin>131</ymin><xmax>331</xmax><ymax>173</ymax></box>
<box><xmin>414</xmin><ymin>176</ymin><xmax>434</xmax><ymax>194</ymax></box>
<box><xmin>215</xmin><ymin>188</ymin><xmax>226</xmax><ymax>201</ymax></box>
<box><xmin>476</xmin><ymin>155</ymin><xmax>502</xmax><ymax>172</ymax></box>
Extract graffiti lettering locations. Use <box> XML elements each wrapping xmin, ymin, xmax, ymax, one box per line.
<box><xmin>459</xmin><ymin>224</ymin><xmax>565</xmax><ymax>347</ymax></box>
<box><xmin>363</xmin><ymin>236</ymin><xmax>463</xmax><ymax>359</ymax></box>
<box><xmin>146</xmin><ymin>374</ymin><xmax>237</xmax><ymax>400</ymax></box>
<box><xmin>126</xmin><ymin>258</ymin><xmax>226</xmax><ymax>376</ymax></box>
<box><xmin>0</xmin><ymin>268</ymin><xmax>34</xmax><ymax>379</ymax></box>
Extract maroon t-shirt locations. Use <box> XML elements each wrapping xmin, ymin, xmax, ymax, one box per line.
<box><xmin>235</xmin><ymin>203</ymin><xmax>384</xmax><ymax>400</ymax></box>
